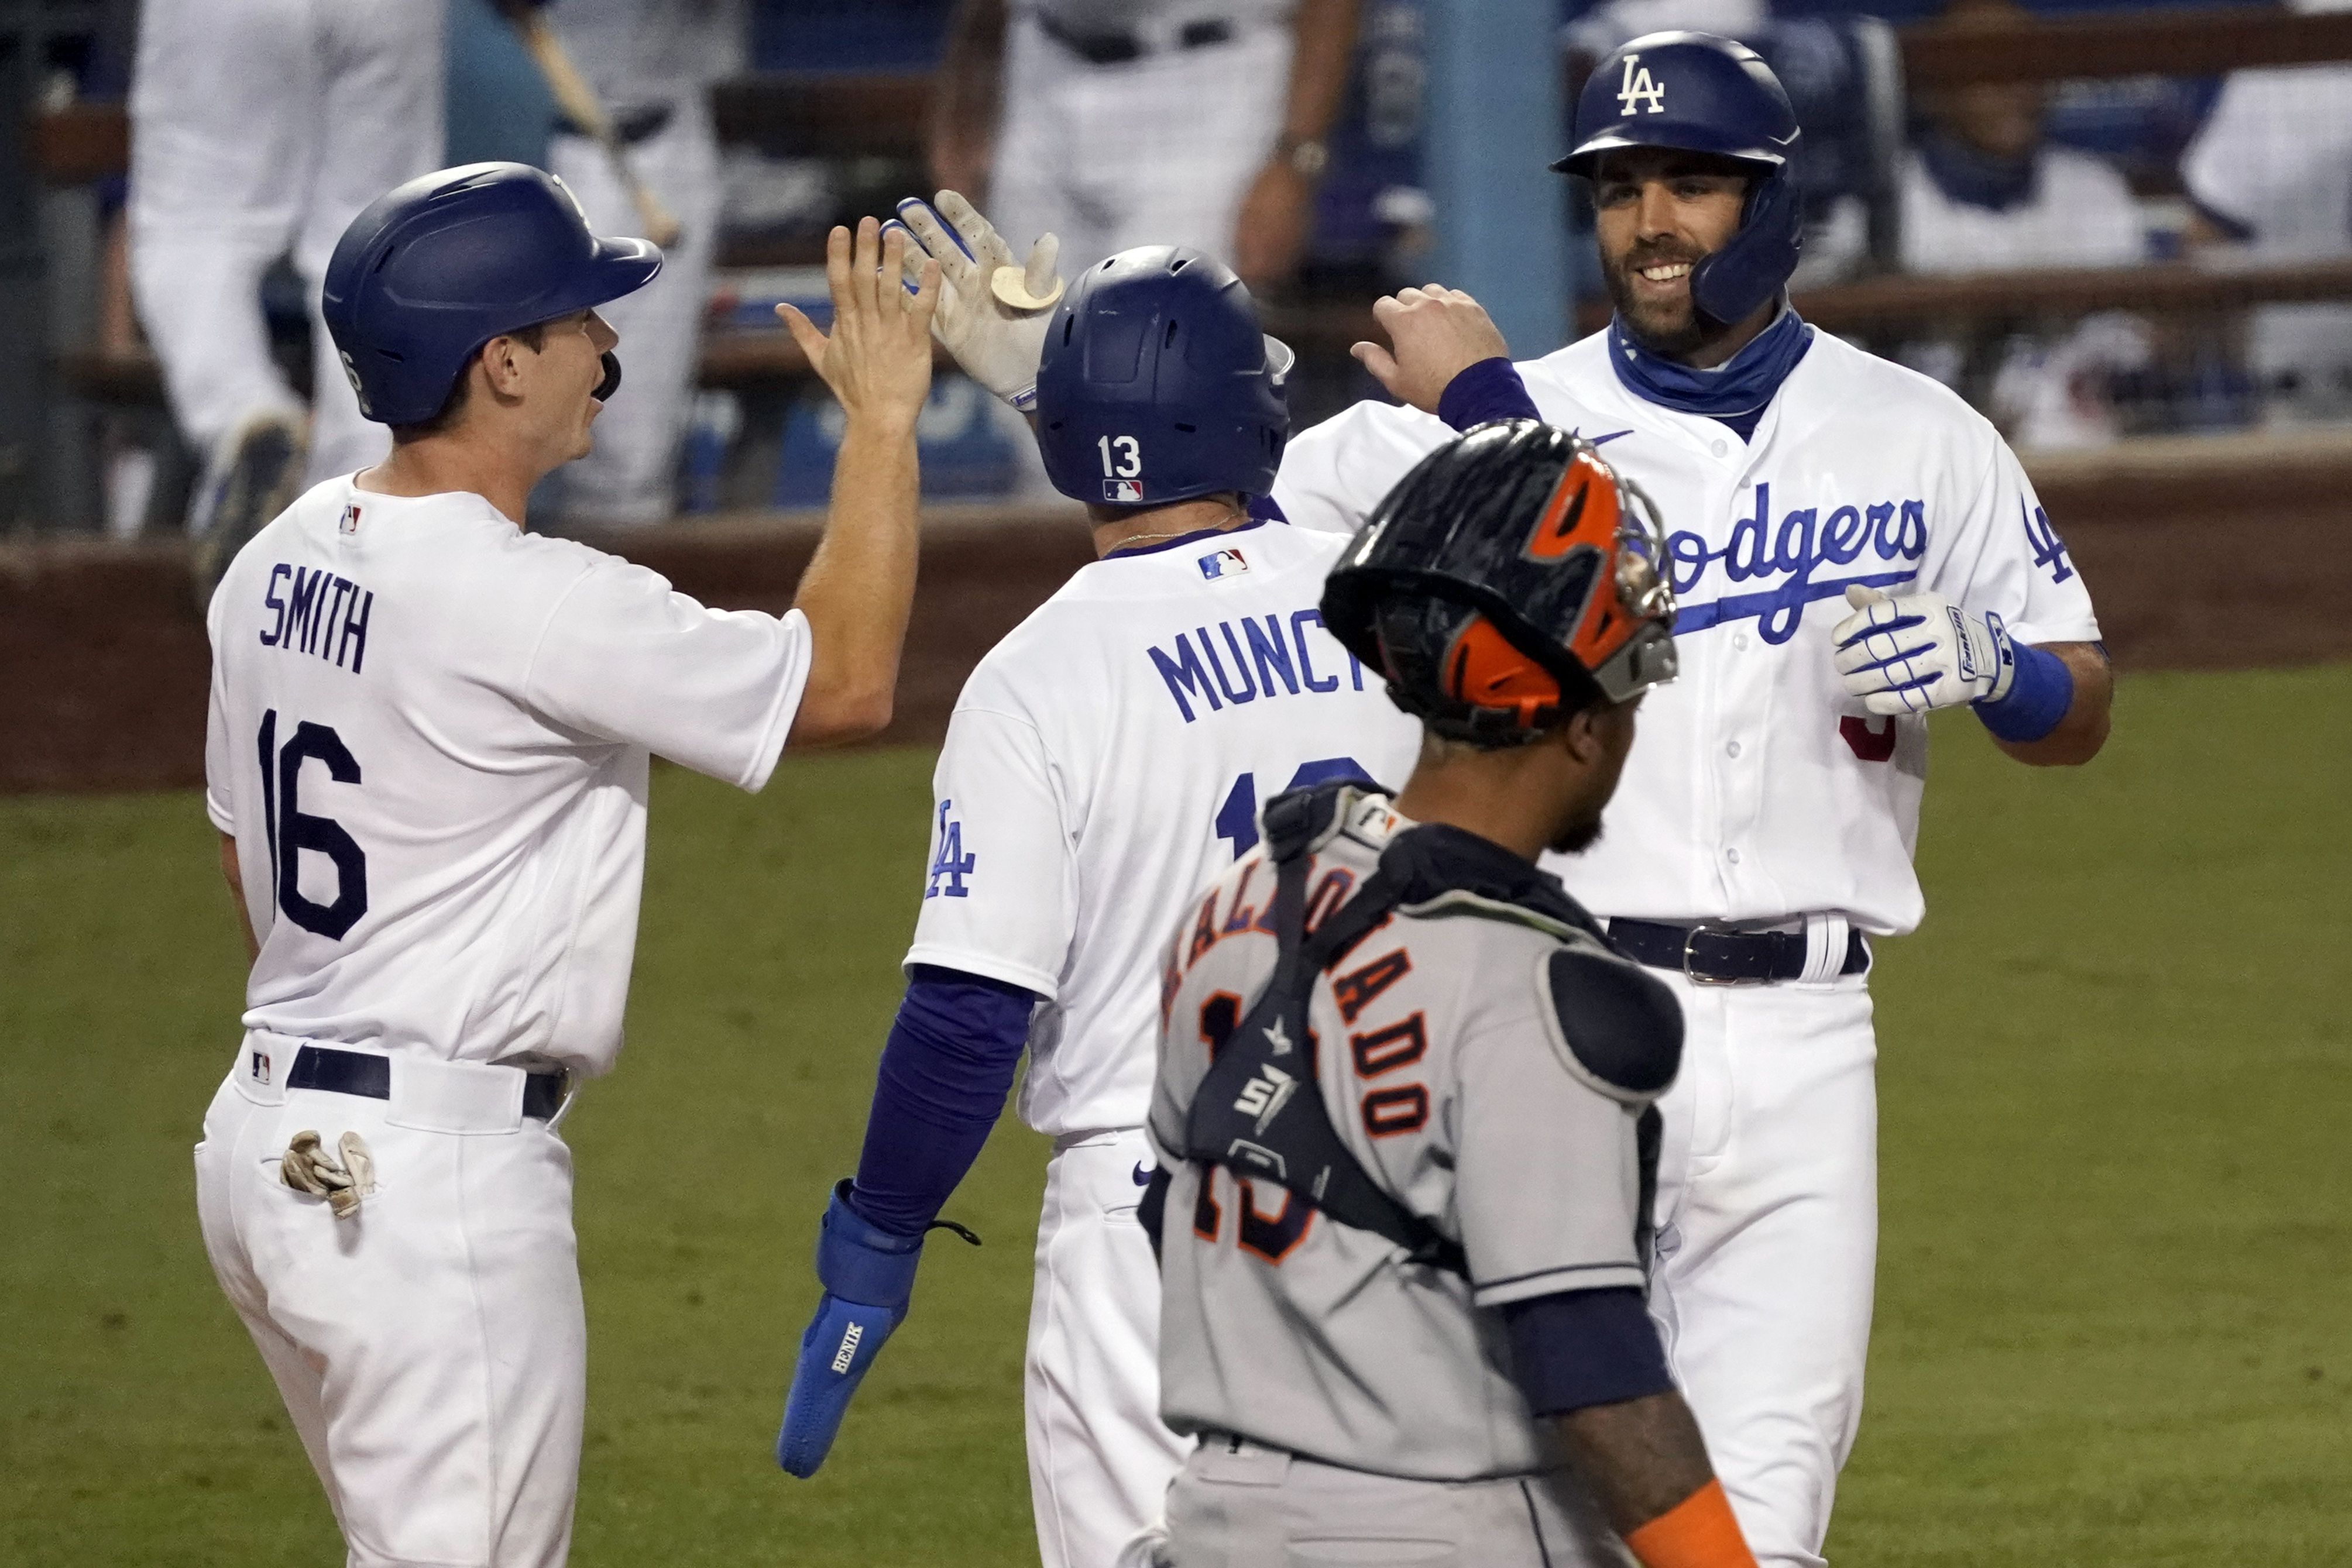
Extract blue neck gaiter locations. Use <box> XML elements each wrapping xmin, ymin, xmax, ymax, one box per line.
<box><xmin>1917</xmin><ymin>128</ymin><xmax>2039</xmax><ymax>214</ymax></box>
<box><xmin>1607</xmin><ymin>306</ymin><xmax>1813</xmax><ymax>442</ymax></box>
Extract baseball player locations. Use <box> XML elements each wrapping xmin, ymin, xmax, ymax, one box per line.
<box><xmin>540</xmin><ymin>0</ymin><xmax>743</xmax><ymax>525</ymax></box>
<box><xmin>2180</xmin><ymin>0</ymin><xmax>2352</xmax><ymax>415</ymax></box>
<box><xmin>1267</xmin><ymin>34</ymin><xmax>2113</xmax><ymax>1566</ymax></box>
<box><xmin>130</xmin><ymin>0</ymin><xmax>448</xmax><ymax>593</ymax></box>
<box><xmin>929</xmin><ymin>0</ymin><xmax>1362</xmax><ymax>287</ymax></box>
<box><xmin>1148</xmin><ymin>420</ymin><xmax>1754</xmax><ymax>1567</ymax></box>
<box><xmin>771</xmin><ymin>205</ymin><xmax>1423</xmax><ymax>1568</ymax></box>
<box><xmin>193</xmin><ymin>164</ymin><xmax>940</xmax><ymax>1566</ymax></box>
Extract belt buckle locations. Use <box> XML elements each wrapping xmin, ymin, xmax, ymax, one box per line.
<box><xmin>1683</xmin><ymin>925</ymin><xmax>1766</xmax><ymax>986</ymax></box>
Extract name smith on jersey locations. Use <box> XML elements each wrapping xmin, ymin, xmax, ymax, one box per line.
<box><xmin>258</xmin><ymin>562</ymin><xmax>376</xmax><ymax>675</ymax></box>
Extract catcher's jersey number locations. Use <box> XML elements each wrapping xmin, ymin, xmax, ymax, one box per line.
<box><xmin>256</xmin><ymin>710</ymin><xmax>369</xmax><ymax>940</ymax></box>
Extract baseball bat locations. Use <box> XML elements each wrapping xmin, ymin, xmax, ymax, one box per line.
<box><xmin>496</xmin><ymin>2</ymin><xmax>685</xmax><ymax>249</ymax></box>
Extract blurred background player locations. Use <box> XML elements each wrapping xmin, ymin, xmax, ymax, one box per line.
<box><xmin>1890</xmin><ymin>0</ymin><xmax>2150</xmax><ymax>449</ymax></box>
<box><xmin>1269</xmin><ymin>33</ymin><xmax>2112</xmax><ymax>1567</ymax></box>
<box><xmin>928</xmin><ymin>0</ymin><xmax>1364</xmax><ymax>291</ymax></box>
<box><xmin>537</xmin><ymin>0</ymin><xmax>742</xmax><ymax>526</ymax></box>
<box><xmin>1895</xmin><ymin>0</ymin><xmax>2141</xmax><ymax>277</ymax></box>
<box><xmin>771</xmin><ymin>210</ymin><xmax>1423</xmax><ymax>1568</ymax></box>
<box><xmin>128</xmin><ymin>0</ymin><xmax>445</xmax><ymax>588</ymax></box>
<box><xmin>1147</xmin><ymin>422</ymin><xmax>1734</xmax><ymax>1567</ymax></box>
<box><xmin>197</xmin><ymin>169</ymin><xmax>939</xmax><ymax>1566</ymax></box>
<box><xmin>2181</xmin><ymin>0</ymin><xmax>2352</xmax><ymax>421</ymax></box>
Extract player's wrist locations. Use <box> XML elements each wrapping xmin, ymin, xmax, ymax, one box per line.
<box><xmin>1622</xmin><ymin>1478</ymin><xmax>1759</xmax><ymax>1568</ymax></box>
<box><xmin>839</xmin><ymin>404</ymin><xmax>923</xmax><ymax>443</ymax></box>
<box><xmin>1973</xmin><ymin>637</ymin><xmax>2073</xmax><ymax>743</ymax></box>
<box><xmin>1436</xmin><ymin>357</ymin><xmax>1541</xmax><ymax>432</ymax></box>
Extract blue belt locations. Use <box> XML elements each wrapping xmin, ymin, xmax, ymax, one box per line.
<box><xmin>1608</xmin><ymin>920</ymin><xmax>1870</xmax><ymax>986</ymax></box>
<box><xmin>286</xmin><ymin>1044</ymin><xmax>568</xmax><ymax>1120</ymax></box>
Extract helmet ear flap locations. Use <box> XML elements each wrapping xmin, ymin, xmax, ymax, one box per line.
<box><xmin>1688</xmin><ymin>163</ymin><xmax>1801</xmax><ymax>326</ymax></box>
<box><xmin>1441</xmin><ymin>614</ymin><xmax>1561</xmax><ymax>730</ymax></box>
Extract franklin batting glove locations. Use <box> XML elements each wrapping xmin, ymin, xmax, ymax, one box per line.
<box><xmin>1831</xmin><ymin>584</ymin><xmax>2015</xmax><ymax>716</ymax></box>
<box><xmin>776</xmin><ymin>1180</ymin><xmax>977</xmax><ymax>1478</ymax></box>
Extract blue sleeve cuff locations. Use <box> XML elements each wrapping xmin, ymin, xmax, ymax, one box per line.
<box><xmin>1976</xmin><ymin>639</ymin><xmax>2075</xmax><ymax>744</ymax></box>
<box><xmin>1500</xmin><ymin>1286</ymin><xmax>1675</xmax><ymax>1416</ymax></box>
<box><xmin>1437</xmin><ymin>357</ymin><xmax>1542</xmax><ymax>432</ymax></box>
<box><xmin>846</xmin><ymin>965</ymin><xmax>1037</xmax><ymax>1238</ymax></box>
<box><xmin>814</xmin><ymin>1180</ymin><xmax>926</xmax><ymax>1306</ymax></box>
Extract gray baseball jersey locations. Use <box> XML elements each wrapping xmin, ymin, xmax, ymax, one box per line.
<box><xmin>1146</xmin><ymin>789</ymin><xmax>1661</xmax><ymax>1481</ymax></box>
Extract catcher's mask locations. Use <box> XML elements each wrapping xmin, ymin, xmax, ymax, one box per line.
<box><xmin>1320</xmin><ymin>419</ymin><xmax>1678</xmax><ymax>745</ymax></box>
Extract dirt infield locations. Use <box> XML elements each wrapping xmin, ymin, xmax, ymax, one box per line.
<box><xmin>4</xmin><ymin>432</ymin><xmax>2347</xmax><ymax>795</ymax></box>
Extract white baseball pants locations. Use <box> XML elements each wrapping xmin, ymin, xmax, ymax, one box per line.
<box><xmin>129</xmin><ymin>0</ymin><xmax>445</xmax><ymax>482</ymax></box>
<box><xmin>1646</xmin><ymin>968</ymin><xmax>1880</xmax><ymax>1568</ymax></box>
<box><xmin>193</xmin><ymin>1040</ymin><xmax>585</xmax><ymax>1568</ymax></box>
<box><xmin>1028</xmin><ymin>1127</ymin><xmax>1192</xmax><ymax>1568</ymax></box>
<box><xmin>988</xmin><ymin>14</ymin><xmax>1293</xmax><ymax>279</ymax></box>
<box><xmin>544</xmin><ymin>98</ymin><xmax>723</xmax><ymax>527</ymax></box>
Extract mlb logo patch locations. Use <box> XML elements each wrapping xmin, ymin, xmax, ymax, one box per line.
<box><xmin>1198</xmin><ymin>548</ymin><xmax>1250</xmax><ymax>580</ymax></box>
<box><xmin>339</xmin><ymin>504</ymin><xmax>363</xmax><ymax>535</ymax></box>
<box><xmin>250</xmin><ymin>1048</ymin><xmax>272</xmax><ymax>1085</ymax></box>
<box><xmin>1104</xmin><ymin>479</ymin><xmax>1145</xmax><ymax>503</ymax></box>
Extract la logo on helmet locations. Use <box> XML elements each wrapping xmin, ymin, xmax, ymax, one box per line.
<box><xmin>1616</xmin><ymin>54</ymin><xmax>1666</xmax><ymax>115</ymax></box>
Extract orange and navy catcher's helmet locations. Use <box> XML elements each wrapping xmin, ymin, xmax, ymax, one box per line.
<box><xmin>1320</xmin><ymin>420</ymin><xmax>1678</xmax><ymax>745</ymax></box>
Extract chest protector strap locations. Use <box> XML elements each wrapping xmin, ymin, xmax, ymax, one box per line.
<box><xmin>1179</xmin><ymin>830</ymin><xmax>1470</xmax><ymax>1277</ymax></box>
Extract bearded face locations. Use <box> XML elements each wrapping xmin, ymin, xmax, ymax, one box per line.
<box><xmin>1591</xmin><ymin>149</ymin><xmax>1758</xmax><ymax>357</ymax></box>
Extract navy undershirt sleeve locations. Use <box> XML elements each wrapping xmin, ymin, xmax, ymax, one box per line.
<box><xmin>844</xmin><ymin>964</ymin><xmax>1038</xmax><ymax>1238</ymax></box>
<box><xmin>1437</xmin><ymin>356</ymin><xmax>1543</xmax><ymax>431</ymax></box>
<box><xmin>1501</xmin><ymin>1286</ymin><xmax>1676</xmax><ymax>1416</ymax></box>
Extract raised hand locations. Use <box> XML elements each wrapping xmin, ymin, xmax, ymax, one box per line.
<box><xmin>1350</xmin><ymin>286</ymin><xmax>1513</xmax><ymax>415</ymax></box>
<box><xmin>776</xmin><ymin>218</ymin><xmax>942</xmax><ymax>431</ymax></box>
<box><xmin>885</xmin><ymin>190</ymin><xmax>1062</xmax><ymax>410</ymax></box>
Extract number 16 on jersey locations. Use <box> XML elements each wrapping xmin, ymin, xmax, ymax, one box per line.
<box><xmin>256</xmin><ymin>710</ymin><xmax>370</xmax><ymax>940</ymax></box>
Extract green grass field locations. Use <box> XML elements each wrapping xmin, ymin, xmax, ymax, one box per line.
<box><xmin>4</xmin><ymin>665</ymin><xmax>2348</xmax><ymax>1566</ymax></box>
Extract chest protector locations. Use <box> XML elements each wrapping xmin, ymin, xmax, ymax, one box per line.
<box><xmin>1175</xmin><ymin>785</ymin><xmax>1663</xmax><ymax>1279</ymax></box>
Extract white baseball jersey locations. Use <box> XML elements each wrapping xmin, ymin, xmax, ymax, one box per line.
<box><xmin>903</xmin><ymin>521</ymin><xmax>1423</xmax><ymax>1137</ymax></box>
<box><xmin>1147</xmin><ymin>792</ymin><xmax>1656</xmax><ymax>1481</ymax></box>
<box><xmin>1272</xmin><ymin>326</ymin><xmax>2103</xmax><ymax>934</ymax></box>
<box><xmin>203</xmin><ymin>477</ymin><xmax>809</xmax><ymax>1076</ymax></box>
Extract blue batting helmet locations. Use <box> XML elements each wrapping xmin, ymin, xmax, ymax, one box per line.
<box><xmin>1554</xmin><ymin>32</ymin><xmax>1802</xmax><ymax>327</ymax></box>
<box><xmin>322</xmin><ymin>162</ymin><xmax>662</xmax><ymax>427</ymax></box>
<box><xmin>1033</xmin><ymin>246</ymin><xmax>1290</xmax><ymax>508</ymax></box>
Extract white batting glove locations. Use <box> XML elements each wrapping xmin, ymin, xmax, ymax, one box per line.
<box><xmin>1831</xmin><ymin>584</ymin><xmax>2017</xmax><ymax>716</ymax></box>
<box><xmin>883</xmin><ymin>191</ymin><xmax>1063</xmax><ymax>411</ymax></box>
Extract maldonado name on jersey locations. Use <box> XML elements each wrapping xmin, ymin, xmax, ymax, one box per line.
<box><xmin>1146</xmin><ymin>607</ymin><xmax>1370</xmax><ymax>723</ymax></box>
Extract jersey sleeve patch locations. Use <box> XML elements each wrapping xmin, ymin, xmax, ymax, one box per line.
<box><xmin>1538</xmin><ymin>943</ymin><xmax>1684</xmax><ymax>1103</ymax></box>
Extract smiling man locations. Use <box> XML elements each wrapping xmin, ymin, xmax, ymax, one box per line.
<box><xmin>1268</xmin><ymin>32</ymin><xmax>2111</xmax><ymax>1568</ymax></box>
